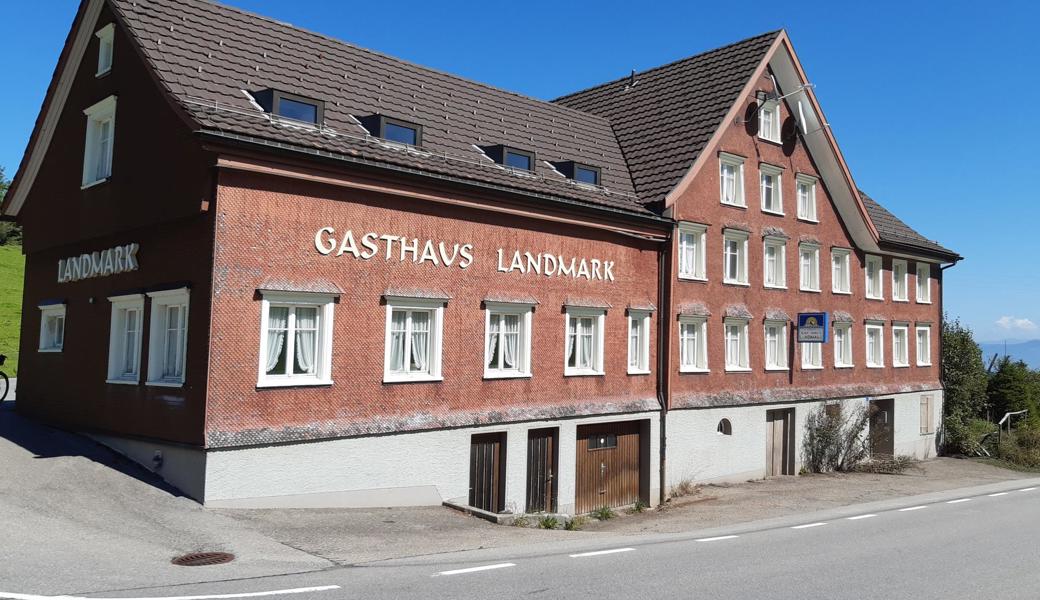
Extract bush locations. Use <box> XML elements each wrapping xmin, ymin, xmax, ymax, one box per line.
<box><xmin>669</xmin><ymin>479</ymin><xmax>697</xmax><ymax>498</ymax></box>
<box><xmin>627</xmin><ymin>499</ymin><xmax>649</xmax><ymax>514</ymax></box>
<box><xmin>564</xmin><ymin>516</ymin><xmax>587</xmax><ymax>531</ymax></box>
<box><xmin>538</xmin><ymin>515</ymin><xmax>560</xmax><ymax>530</ymax></box>
<box><xmin>802</xmin><ymin>404</ymin><xmax>871</xmax><ymax>473</ymax></box>
<box><xmin>944</xmin><ymin>417</ymin><xmax>998</xmax><ymax>456</ymax></box>
<box><xmin>854</xmin><ymin>455</ymin><xmax>920</xmax><ymax>474</ymax></box>
<box><xmin>998</xmin><ymin>426</ymin><xmax>1040</xmax><ymax>468</ymax></box>
<box><xmin>511</xmin><ymin>515</ymin><xmax>530</xmax><ymax>528</ymax></box>
<box><xmin>591</xmin><ymin>506</ymin><xmax>616</xmax><ymax>520</ymax></box>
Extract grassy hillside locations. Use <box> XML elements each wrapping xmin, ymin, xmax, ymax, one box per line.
<box><xmin>0</xmin><ymin>245</ymin><xmax>24</xmax><ymax>375</ymax></box>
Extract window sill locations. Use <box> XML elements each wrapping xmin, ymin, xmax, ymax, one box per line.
<box><xmin>678</xmin><ymin>275</ymin><xmax>708</xmax><ymax>283</ymax></box>
<box><xmin>679</xmin><ymin>367</ymin><xmax>710</xmax><ymax>374</ymax></box>
<box><xmin>258</xmin><ymin>378</ymin><xmax>334</xmax><ymax>388</ymax></box>
<box><xmin>106</xmin><ymin>378</ymin><xmax>139</xmax><ymax>386</ymax></box>
<box><xmin>916</xmin><ymin>300</ymin><xmax>933</xmax><ymax>305</ymax></box>
<box><xmin>96</xmin><ymin>67</ymin><xmax>112</xmax><ymax>78</ymax></box>
<box><xmin>720</xmin><ymin>201</ymin><xmax>747</xmax><ymax>209</ymax></box>
<box><xmin>866</xmin><ymin>365</ymin><xmax>884</xmax><ymax>369</ymax></box>
<box><xmin>38</xmin><ymin>348</ymin><xmax>63</xmax><ymax>353</ymax></box>
<box><xmin>917</xmin><ymin>362</ymin><xmax>933</xmax><ymax>368</ymax></box>
<box><xmin>865</xmin><ymin>296</ymin><xmax>885</xmax><ymax>302</ymax></box>
<box><xmin>765</xmin><ymin>367</ymin><xmax>789</xmax><ymax>372</ymax></box>
<box><xmin>383</xmin><ymin>374</ymin><xmax>442</xmax><ymax>384</ymax></box>
<box><xmin>920</xmin><ymin>432</ymin><xmax>936</xmax><ymax>437</ymax></box>
<box><xmin>797</xmin><ymin>217</ymin><xmax>820</xmax><ymax>224</ymax></box>
<box><xmin>801</xmin><ymin>366</ymin><xmax>825</xmax><ymax>371</ymax></box>
<box><xmin>146</xmin><ymin>380</ymin><xmax>185</xmax><ymax>388</ymax></box>
<box><xmin>758</xmin><ymin>136</ymin><xmax>782</xmax><ymax>145</ymax></box>
<box><xmin>627</xmin><ymin>368</ymin><xmax>652</xmax><ymax>376</ymax></box>
<box><xmin>723</xmin><ymin>281</ymin><xmax>750</xmax><ymax>287</ymax></box>
<box><xmin>764</xmin><ymin>284</ymin><xmax>787</xmax><ymax>290</ymax></box>
<box><xmin>893</xmin><ymin>298</ymin><xmax>910</xmax><ymax>303</ymax></box>
<box><xmin>832</xmin><ymin>290</ymin><xmax>852</xmax><ymax>296</ymax></box>
<box><xmin>835</xmin><ymin>364</ymin><xmax>855</xmax><ymax>369</ymax></box>
<box><xmin>800</xmin><ymin>288</ymin><xmax>822</xmax><ymax>293</ymax></box>
<box><xmin>725</xmin><ymin>367</ymin><xmax>753</xmax><ymax>373</ymax></box>
<box><xmin>564</xmin><ymin>370</ymin><xmax>605</xmax><ymax>377</ymax></box>
<box><xmin>81</xmin><ymin>177</ymin><xmax>110</xmax><ymax>191</ymax></box>
<box><xmin>483</xmin><ymin>372</ymin><xmax>532</xmax><ymax>380</ymax></box>
<box><xmin>893</xmin><ymin>364</ymin><xmax>910</xmax><ymax>369</ymax></box>
<box><xmin>761</xmin><ymin>209</ymin><xmax>785</xmax><ymax>217</ymax></box>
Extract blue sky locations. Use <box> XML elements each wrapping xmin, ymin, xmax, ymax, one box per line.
<box><xmin>4</xmin><ymin>0</ymin><xmax>1038</xmax><ymax>342</ymax></box>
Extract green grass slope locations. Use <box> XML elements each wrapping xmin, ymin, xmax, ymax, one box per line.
<box><xmin>0</xmin><ymin>245</ymin><xmax>24</xmax><ymax>375</ymax></box>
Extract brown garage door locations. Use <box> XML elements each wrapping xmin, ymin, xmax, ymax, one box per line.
<box><xmin>469</xmin><ymin>433</ymin><xmax>505</xmax><ymax>513</ymax></box>
<box><xmin>575</xmin><ymin>421</ymin><xmax>641</xmax><ymax>514</ymax></box>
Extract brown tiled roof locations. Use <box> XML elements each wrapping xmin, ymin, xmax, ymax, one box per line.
<box><xmin>859</xmin><ymin>192</ymin><xmax>959</xmax><ymax>259</ymax></box>
<box><xmin>553</xmin><ymin>31</ymin><xmax>780</xmax><ymax>204</ymax></box>
<box><xmin>110</xmin><ymin>0</ymin><xmax>653</xmax><ymax>216</ymax></box>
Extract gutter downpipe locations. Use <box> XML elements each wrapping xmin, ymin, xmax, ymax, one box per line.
<box><xmin>938</xmin><ymin>256</ymin><xmax>962</xmax><ymax>452</ymax></box>
<box><xmin>657</xmin><ymin>228</ymin><xmax>673</xmax><ymax>506</ymax></box>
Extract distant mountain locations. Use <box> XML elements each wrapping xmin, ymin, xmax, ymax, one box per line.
<box><xmin>979</xmin><ymin>340</ymin><xmax>1040</xmax><ymax>369</ymax></box>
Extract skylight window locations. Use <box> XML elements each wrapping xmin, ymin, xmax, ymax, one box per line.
<box><xmin>252</xmin><ymin>89</ymin><xmax>324</xmax><ymax>125</ymax></box>
<box><xmin>575</xmin><ymin>165</ymin><xmax>600</xmax><ymax>185</ymax></box>
<box><xmin>358</xmin><ymin>115</ymin><xmax>423</xmax><ymax>147</ymax></box>
<box><xmin>505</xmin><ymin>149</ymin><xmax>533</xmax><ymax>171</ymax></box>
<box><xmin>384</xmin><ymin>121</ymin><xmax>419</xmax><ymax>145</ymax></box>
<box><xmin>278</xmin><ymin>98</ymin><xmax>318</xmax><ymax>123</ymax></box>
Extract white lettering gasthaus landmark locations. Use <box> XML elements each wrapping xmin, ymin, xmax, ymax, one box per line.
<box><xmin>314</xmin><ymin>227</ymin><xmax>615</xmax><ymax>282</ymax></box>
<box><xmin>57</xmin><ymin>243</ymin><xmax>140</xmax><ymax>283</ymax></box>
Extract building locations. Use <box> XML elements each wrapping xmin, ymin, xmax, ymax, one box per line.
<box><xmin>2</xmin><ymin>0</ymin><xmax>959</xmax><ymax>514</ymax></box>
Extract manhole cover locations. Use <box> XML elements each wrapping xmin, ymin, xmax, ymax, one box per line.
<box><xmin>171</xmin><ymin>552</ymin><xmax>235</xmax><ymax>567</ymax></box>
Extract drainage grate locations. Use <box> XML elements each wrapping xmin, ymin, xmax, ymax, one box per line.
<box><xmin>171</xmin><ymin>552</ymin><xmax>235</xmax><ymax>567</ymax></box>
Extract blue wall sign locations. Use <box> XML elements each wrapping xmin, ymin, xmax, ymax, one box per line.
<box><xmin>797</xmin><ymin>312</ymin><xmax>829</xmax><ymax>343</ymax></box>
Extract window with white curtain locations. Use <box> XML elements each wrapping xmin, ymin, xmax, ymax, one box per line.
<box><xmin>678</xmin><ymin>223</ymin><xmax>707</xmax><ymax>280</ymax></box>
<box><xmin>865</xmin><ymin>255</ymin><xmax>883</xmax><ymax>299</ymax></box>
<box><xmin>82</xmin><ymin>95</ymin><xmax>117</xmax><ymax>188</ymax></box>
<box><xmin>723</xmin><ymin>230</ymin><xmax>749</xmax><ymax>285</ymax></box>
<box><xmin>799</xmin><ymin>243</ymin><xmax>820</xmax><ymax>291</ymax></box>
<box><xmin>564</xmin><ymin>308</ymin><xmax>605</xmax><ymax>376</ymax></box>
<box><xmin>146</xmin><ymin>288</ymin><xmax>189</xmax><ymax>386</ymax></box>
<box><xmin>832</xmin><ymin>248</ymin><xmax>851</xmax><ymax>294</ymax></box>
<box><xmin>764</xmin><ymin>321</ymin><xmax>788</xmax><ymax>370</ymax></box>
<box><xmin>802</xmin><ymin>341</ymin><xmax>823</xmax><ymax>369</ymax></box>
<box><xmin>866</xmin><ymin>323</ymin><xmax>884</xmax><ymax>368</ymax></box>
<box><xmin>725</xmin><ymin>318</ymin><xmax>750</xmax><ymax>371</ymax></box>
<box><xmin>892</xmin><ymin>324</ymin><xmax>910</xmax><ymax>367</ymax></box>
<box><xmin>916</xmin><ymin>325</ymin><xmax>932</xmax><ymax>366</ymax></box>
<box><xmin>107</xmin><ymin>293</ymin><xmax>144</xmax><ymax>384</ymax></box>
<box><xmin>892</xmin><ymin>260</ymin><xmax>908</xmax><ymax>301</ymax></box>
<box><xmin>96</xmin><ymin>23</ymin><xmax>114</xmax><ymax>76</ymax></box>
<box><xmin>916</xmin><ymin>263</ymin><xmax>932</xmax><ymax>303</ymax></box>
<box><xmin>38</xmin><ymin>303</ymin><xmax>66</xmax><ymax>352</ymax></box>
<box><xmin>833</xmin><ymin>323</ymin><xmax>853</xmax><ymax>367</ymax></box>
<box><xmin>796</xmin><ymin>174</ymin><xmax>818</xmax><ymax>221</ymax></box>
<box><xmin>258</xmin><ymin>291</ymin><xmax>335</xmax><ymax>387</ymax></box>
<box><xmin>760</xmin><ymin>164</ymin><xmax>783</xmax><ymax>214</ymax></box>
<box><xmin>759</xmin><ymin>100</ymin><xmax>781</xmax><ymax>142</ymax></box>
<box><xmin>763</xmin><ymin>237</ymin><xmax>786</xmax><ymax>288</ymax></box>
<box><xmin>719</xmin><ymin>153</ymin><xmax>746</xmax><ymax>207</ymax></box>
<box><xmin>679</xmin><ymin>316</ymin><xmax>708</xmax><ymax>372</ymax></box>
<box><xmin>627</xmin><ymin>311</ymin><xmax>651</xmax><ymax>374</ymax></box>
<box><xmin>484</xmin><ymin>303</ymin><xmax>533</xmax><ymax>378</ymax></box>
<box><xmin>384</xmin><ymin>304</ymin><xmax>443</xmax><ymax>382</ymax></box>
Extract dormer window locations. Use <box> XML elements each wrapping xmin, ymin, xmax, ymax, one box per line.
<box><xmin>252</xmin><ymin>89</ymin><xmax>324</xmax><ymax>125</ymax></box>
<box><xmin>96</xmin><ymin>24</ymin><xmax>114</xmax><ymax>77</ymax></box>
<box><xmin>554</xmin><ymin>161</ymin><xmax>601</xmax><ymax>185</ymax></box>
<box><xmin>758</xmin><ymin>99</ymin><xmax>780</xmax><ymax>143</ymax></box>
<box><xmin>483</xmin><ymin>145</ymin><xmax>535</xmax><ymax>172</ymax></box>
<box><xmin>358</xmin><ymin>115</ymin><xmax>423</xmax><ymax>147</ymax></box>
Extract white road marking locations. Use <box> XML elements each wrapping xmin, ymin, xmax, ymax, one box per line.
<box><xmin>947</xmin><ymin>498</ymin><xmax>972</xmax><ymax>504</ymax></box>
<box><xmin>847</xmin><ymin>514</ymin><xmax>877</xmax><ymax>520</ymax></box>
<box><xmin>988</xmin><ymin>492</ymin><xmax>1009</xmax><ymax>497</ymax></box>
<box><xmin>569</xmin><ymin>548</ymin><xmax>635</xmax><ymax>558</ymax></box>
<box><xmin>899</xmin><ymin>506</ymin><xmax>928</xmax><ymax>512</ymax></box>
<box><xmin>696</xmin><ymin>535</ymin><xmax>739</xmax><ymax>542</ymax></box>
<box><xmin>1019</xmin><ymin>487</ymin><xmax>1037</xmax><ymax>492</ymax></box>
<box><xmin>0</xmin><ymin>586</ymin><xmax>341</xmax><ymax>600</ymax></box>
<box><xmin>435</xmin><ymin>563</ymin><xmax>516</xmax><ymax>576</ymax></box>
<box><xmin>791</xmin><ymin>522</ymin><xmax>827</xmax><ymax>529</ymax></box>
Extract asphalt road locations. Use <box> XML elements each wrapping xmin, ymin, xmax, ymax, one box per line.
<box><xmin>4</xmin><ymin>477</ymin><xmax>1037</xmax><ymax>600</ymax></box>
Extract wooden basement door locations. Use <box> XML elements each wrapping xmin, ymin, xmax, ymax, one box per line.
<box><xmin>469</xmin><ymin>432</ymin><xmax>506</xmax><ymax>513</ymax></box>
<box><xmin>526</xmin><ymin>428</ymin><xmax>558</xmax><ymax>513</ymax></box>
<box><xmin>575</xmin><ymin>421</ymin><xmax>641</xmax><ymax>514</ymax></box>
<box><xmin>766</xmin><ymin>408</ymin><xmax>796</xmax><ymax>476</ymax></box>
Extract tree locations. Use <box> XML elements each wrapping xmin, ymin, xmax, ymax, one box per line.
<box><xmin>0</xmin><ymin>165</ymin><xmax>21</xmax><ymax>246</ymax></box>
<box><xmin>987</xmin><ymin>357</ymin><xmax>1040</xmax><ymax>427</ymax></box>
<box><xmin>942</xmin><ymin>315</ymin><xmax>989</xmax><ymax>421</ymax></box>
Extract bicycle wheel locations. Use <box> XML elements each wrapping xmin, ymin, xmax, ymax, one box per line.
<box><xmin>0</xmin><ymin>371</ymin><xmax>8</xmax><ymax>403</ymax></box>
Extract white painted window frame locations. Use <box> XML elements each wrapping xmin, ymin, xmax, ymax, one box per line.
<box><xmin>801</xmin><ymin>340</ymin><xmax>823</xmax><ymax>370</ymax></box>
<box><xmin>678</xmin><ymin>222</ymin><xmax>708</xmax><ymax>281</ymax></box>
<box><xmin>833</xmin><ymin>323</ymin><xmax>854</xmax><ymax>368</ymax></box>
<box><xmin>146</xmin><ymin>288</ymin><xmax>190</xmax><ymax>387</ymax></box>
<box><xmin>799</xmin><ymin>242</ymin><xmax>821</xmax><ymax>292</ymax></box>
<box><xmin>916</xmin><ymin>263</ymin><xmax>932</xmax><ymax>304</ymax></box>
<box><xmin>719</xmin><ymin>152</ymin><xmax>746</xmax><ymax>207</ymax></box>
<box><xmin>483</xmin><ymin>302</ymin><xmax>534</xmax><ymax>379</ymax></box>
<box><xmin>763</xmin><ymin>236</ymin><xmax>787</xmax><ymax>289</ymax></box>
<box><xmin>759</xmin><ymin>163</ymin><xmax>784</xmax><ymax>215</ymax></box>
<box><xmin>920</xmin><ymin>395</ymin><xmax>936</xmax><ymax>435</ymax></box>
<box><xmin>892</xmin><ymin>323</ymin><xmax>910</xmax><ymax>368</ymax></box>
<box><xmin>892</xmin><ymin>259</ymin><xmax>908</xmax><ymax>302</ymax></box>
<box><xmin>796</xmin><ymin>173</ymin><xmax>818</xmax><ymax>222</ymax></box>
<box><xmin>627</xmin><ymin>310</ymin><xmax>652</xmax><ymax>375</ymax></box>
<box><xmin>916</xmin><ymin>324</ymin><xmax>932</xmax><ymax>367</ymax></box>
<box><xmin>38</xmin><ymin>303</ymin><xmax>66</xmax><ymax>353</ymax></box>
<box><xmin>764</xmin><ymin>320</ymin><xmax>789</xmax><ymax>371</ymax></box>
<box><xmin>678</xmin><ymin>316</ymin><xmax>709</xmax><ymax>373</ymax></box>
<box><xmin>865</xmin><ymin>254</ymin><xmax>883</xmax><ymax>300</ymax></box>
<box><xmin>831</xmin><ymin>248</ymin><xmax>852</xmax><ymax>294</ymax></box>
<box><xmin>106</xmin><ymin>293</ymin><xmax>144</xmax><ymax>385</ymax></box>
<box><xmin>564</xmin><ymin>307</ymin><xmax>606</xmax><ymax>377</ymax></box>
<box><xmin>759</xmin><ymin>100</ymin><xmax>781</xmax><ymax>143</ymax></box>
<box><xmin>82</xmin><ymin>95</ymin><xmax>117</xmax><ymax>188</ymax></box>
<box><xmin>723</xmin><ymin>229</ymin><xmax>749</xmax><ymax>286</ymax></box>
<box><xmin>258</xmin><ymin>291</ymin><xmax>336</xmax><ymax>388</ymax></box>
<box><xmin>724</xmin><ymin>318</ymin><xmax>751</xmax><ymax>372</ymax></box>
<box><xmin>865</xmin><ymin>322</ymin><xmax>885</xmax><ymax>369</ymax></box>
<box><xmin>383</xmin><ymin>297</ymin><xmax>444</xmax><ymax>383</ymax></box>
<box><xmin>95</xmin><ymin>23</ymin><xmax>114</xmax><ymax>77</ymax></box>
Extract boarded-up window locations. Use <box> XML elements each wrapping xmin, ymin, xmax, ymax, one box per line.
<box><xmin>920</xmin><ymin>395</ymin><xmax>935</xmax><ymax>434</ymax></box>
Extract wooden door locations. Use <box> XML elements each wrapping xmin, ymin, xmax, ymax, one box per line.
<box><xmin>575</xmin><ymin>421</ymin><xmax>641</xmax><ymax>514</ymax></box>
<box><xmin>469</xmin><ymin>433</ymin><xmax>505</xmax><ymax>513</ymax></box>
<box><xmin>526</xmin><ymin>428</ymin><xmax>558</xmax><ymax>513</ymax></box>
<box><xmin>869</xmin><ymin>399</ymin><xmax>895</xmax><ymax>458</ymax></box>
<box><xmin>766</xmin><ymin>409</ymin><xmax>795</xmax><ymax>476</ymax></box>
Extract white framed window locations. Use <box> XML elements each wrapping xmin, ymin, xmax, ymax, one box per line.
<box><xmin>723</xmin><ymin>229</ymin><xmax>749</xmax><ymax>285</ymax></box>
<box><xmin>627</xmin><ymin>311</ymin><xmax>651</xmax><ymax>375</ymax></box>
<box><xmin>799</xmin><ymin>243</ymin><xmax>820</xmax><ymax>292</ymax></box>
<box><xmin>565</xmin><ymin>308</ymin><xmax>605</xmax><ymax>376</ymax></box>
<box><xmin>759</xmin><ymin>100</ymin><xmax>781</xmax><ymax>143</ymax></box>
<box><xmin>892</xmin><ymin>324</ymin><xmax>910</xmax><ymax>367</ymax></box>
<box><xmin>259</xmin><ymin>291</ymin><xmax>336</xmax><ymax>387</ymax></box>
<box><xmin>38</xmin><ymin>303</ymin><xmax>66</xmax><ymax>352</ymax></box>
<box><xmin>920</xmin><ymin>395</ymin><xmax>936</xmax><ymax>434</ymax></box>
<box><xmin>678</xmin><ymin>222</ymin><xmax>707</xmax><ymax>280</ymax></box>
<box><xmin>719</xmin><ymin>152</ymin><xmax>746</xmax><ymax>207</ymax></box>
<box><xmin>82</xmin><ymin>95</ymin><xmax>117</xmax><ymax>188</ymax></box>
<box><xmin>724</xmin><ymin>318</ymin><xmax>750</xmax><ymax>371</ymax></box>
<box><xmin>107</xmin><ymin>293</ymin><xmax>144</xmax><ymax>384</ymax></box>
<box><xmin>384</xmin><ymin>297</ymin><xmax>443</xmax><ymax>383</ymax></box>
<box><xmin>831</xmin><ymin>248</ymin><xmax>851</xmax><ymax>294</ymax></box>
<box><xmin>796</xmin><ymin>174</ymin><xmax>818</xmax><ymax>222</ymax></box>
<box><xmin>866</xmin><ymin>322</ymin><xmax>885</xmax><ymax>368</ymax></box>
<box><xmin>484</xmin><ymin>302</ymin><xmax>533</xmax><ymax>379</ymax></box>
<box><xmin>833</xmin><ymin>323</ymin><xmax>853</xmax><ymax>368</ymax></box>
<box><xmin>916</xmin><ymin>263</ymin><xmax>932</xmax><ymax>303</ymax></box>
<box><xmin>679</xmin><ymin>316</ymin><xmax>708</xmax><ymax>373</ymax></box>
<box><xmin>763</xmin><ymin>237</ymin><xmax>786</xmax><ymax>289</ymax></box>
<box><xmin>96</xmin><ymin>23</ymin><xmax>114</xmax><ymax>76</ymax></box>
<box><xmin>865</xmin><ymin>254</ymin><xmax>883</xmax><ymax>299</ymax></box>
<box><xmin>764</xmin><ymin>320</ymin><xmax>788</xmax><ymax>371</ymax></box>
<box><xmin>760</xmin><ymin>163</ymin><xmax>783</xmax><ymax>214</ymax></box>
<box><xmin>892</xmin><ymin>259</ymin><xmax>908</xmax><ymax>301</ymax></box>
<box><xmin>146</xmin><ymin>288</ymin><xmax>190</xmax><ymax>386</ymax></box>
<box><xmin>801</xmin><ymin>341</ymin><xmax>823</xmax><ymax>369</ymax></box>
<box><xmin>916</xmin><ymin>325</ymin><xmax>932</xmax><ymax>366</ymax></box>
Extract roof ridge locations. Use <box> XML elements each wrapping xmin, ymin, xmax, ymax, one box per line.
<box><xmin>191</xmin><ymin>0</ymin><xmax>611</xmax><ymax>124</ymax></box>
<box><xmin>550</xmin><ymin>29</ymin><xmax>782</xmax><ymax>104</ymax></box>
